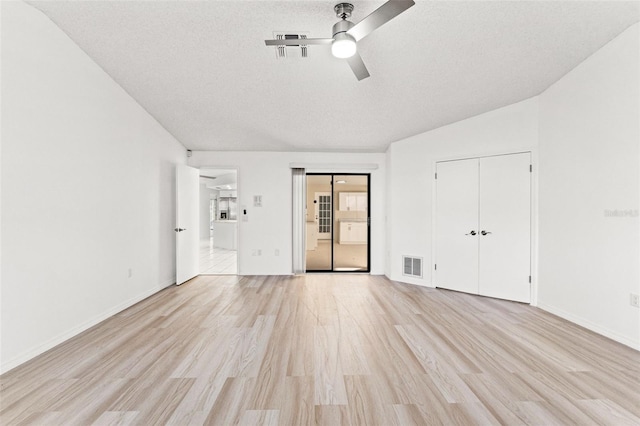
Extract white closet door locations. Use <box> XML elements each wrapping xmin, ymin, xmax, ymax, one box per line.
<box><xmin>435</xmin><ymin>159</ymin><xmax>479</xmax><ymax>294</ymax></box>
<box><xmin>478</xmin><ymin>153</ymin><xmax>531</xmax><ymax>303</ymax></box>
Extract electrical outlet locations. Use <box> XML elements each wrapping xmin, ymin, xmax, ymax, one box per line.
<box><xmin>128</xmin><ymin>268</ymin><xmax>132</xmax><ymax>278</ymax></box>
<box><xmin>275</xmin><ymin>249</ymin><xmax>280</xmax><ymax>256</ymax></box>
<box><xmin>630</xmin><ymin>293</ymin><xmax>640</xmax><ymax>308</ymax></box>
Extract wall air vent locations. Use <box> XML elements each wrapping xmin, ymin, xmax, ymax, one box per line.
<box><xmin>403</xmin><ymin>256</ymin><xmax>423</xmax><ymax>278</ymax></box>
<box><xmin>272</xmin><ymin>32</ymin><xmax>310</xmax><ymax>59</ymax></box>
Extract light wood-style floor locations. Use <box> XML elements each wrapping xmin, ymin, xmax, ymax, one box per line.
<box><xmin>306</xmin><ymin>241</ymin><xmax>368</xmax><ymax>271</ymax></box>
<box><xmin>1</xmin><ymin>275</ymin><xmax>639</xmax><ymax>425</ymax></box>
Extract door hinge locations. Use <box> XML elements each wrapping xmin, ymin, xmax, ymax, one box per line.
<box><xmin>435</xmin><ymin>172</ymin><xmax>437</xmax><ymax>180</ymax></box>
<box><xmin>529</xmin><ymin>275</ymin><xmax>531</xmax><ymax>283</ymax></box>
<box><xmin>434</xmin><ymin>264</ymin><xmax>437</xmax><ymax>270</ymax></box>
<box><xmin>529</xmin><ymin>164</ymin><xmax>533</xmax><ymax>172</ymax></box>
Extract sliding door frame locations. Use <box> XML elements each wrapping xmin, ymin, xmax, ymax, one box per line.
<box><xmin>305</xmin><ymin>173</ymin><xmax>371</xmax><ymax>273</ymax></box>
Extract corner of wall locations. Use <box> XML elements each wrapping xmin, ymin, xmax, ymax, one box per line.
<box><xmin>537</xmin><ymin>22</ymin><xmax>639</xmax><ymax>349</ymax></box>
<box><xmin>1</xmin><ymin>0</ymin><xmax>186</xmax><ymax>371</ymax></box>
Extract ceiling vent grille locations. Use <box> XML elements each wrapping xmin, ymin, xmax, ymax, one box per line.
<box><xmin>403</xmin><ymin>256</ymin><xmax>423</xmax><ymax>278</ymax></box>
<box><xmin>272</xmin><ymin>32</ymin><xmax>310</xmax><ymax>59</ymax></box>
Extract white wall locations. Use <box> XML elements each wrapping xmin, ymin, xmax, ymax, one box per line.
<box><xmin>538</xmin><ymin>23</ymin><xmax>639</xmax><ymax>349</ymax></box>
<box><xmin>188</xmin><ymin>152</ymin><xmax>386</xmax><ymax>275</ymax></box>
<box><xmin>0</xmin><ymin>1</ymin><xmax>186</xmax><ymax>372</ymax></box>
<box><xmin>386</xmin><ymin>98</ymin><xmax>539</xmax><ymax>286</ymax></box>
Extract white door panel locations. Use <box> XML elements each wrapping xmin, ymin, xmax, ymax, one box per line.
<box><xmin>176</xmin><ymin>165</ymin><xmax>199</xmax><ymax>285</ymax></box>
<box><xmin>435</xmin><ymin>153</ymin><xmax>531</xmax><ymax>304</ymax></box>
<box><xmin>435</xmin><ymin>159</ymin><xmax>479</xmax><ymax>294</ymax></box>
<box><xmin>479</xmin><ymin>153</ymin><xmax>531</xmax><ymax>303</ymax></box>
<box><xmin>315</xmin><ymin>192</ymin><xmax>331</xmax><ymax>240</ymax></box>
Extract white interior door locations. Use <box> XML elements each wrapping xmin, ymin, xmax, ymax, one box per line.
<box><xmin>176</xmin><ymin>165</ymin><xmax>199</xmax><ymax>285</ymax></box>
<box><xmin>479</xmin><ymin>153</ymin><xmax>531</xmax><ymax>303</ymax></box>
<box><xmin>435</xmin><ymin>159</ymin><xmax>479</xmax><ymax>294</ymax></box>
<box><xmin>314</xmin><ymin>192</ymin><xmax>332</xmax><ymax>240</ymax></box>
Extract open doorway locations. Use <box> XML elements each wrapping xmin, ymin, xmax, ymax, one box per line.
<box><xmin>305</xmin><ymin>174</ymin><xmax>370</xmax><ymax>272</ymax></box>
<box><xmin>199</xmin><ymin>168</ymin><xmax>237</xmax><ymax>274</ymax></box>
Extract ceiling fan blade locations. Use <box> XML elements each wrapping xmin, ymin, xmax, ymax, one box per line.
<box><xmin>347</xmin><ymin>0</ymin><xmax>415</xmax><ymax>42</ymax></box>
<box><xmin>347</xmin><ymin>52</ymin><xmax>370</xmax><ymax>81</ymax></box>
<box><xmin>265</xmin><ymin>38</ymin><xmax>333</xmax><ymax>46</ymax></box>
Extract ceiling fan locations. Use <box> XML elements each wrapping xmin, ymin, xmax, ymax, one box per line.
<box><xmin>264</xmin><ymin>1</ymin><xmax>415</xmax><ymax>81</ymax></box>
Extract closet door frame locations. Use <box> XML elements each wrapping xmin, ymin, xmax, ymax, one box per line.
<box><xmin>431</xmin><ymin>149</ymin><xmax>538</xmax><ymax>305</ymax></box>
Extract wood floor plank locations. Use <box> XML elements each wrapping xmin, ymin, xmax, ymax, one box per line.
<box><xmin>391</xmin><ymin>403</ymin><xmax>428</xmax><ymax>426</ymax></box>
<box><xmin>203</xmin><ymin>377</ymin><xmax>255</xmax><ymax>425</ymax></box>
<box><xmin>285</xmin><ymin>278</ymin><xmax>316</xmax><ymax>377</ymax></box>
<box><xmin>278</xmin><ymin>376</ymin><xmax>315</xmax><ymax>426</ymax></box>
<box><xmin>237</xmin><ymin>409</ymin><xmax>279</xmax><ymax>426</ymax></box>
<box><xmin>336</xmin><ymin>319</ymin><xmax>371</xmax><ymax>376</ymax></box>
<box><xmin>229</xmin><ymin>315</ymin><xmax>276</xmax><ymax>378</ymax></box>
<box><xmin>395</xmin><ymin>324</ymin><xmax>479</xmax><ymax>403</ymax></box>
<box><xmin>314</xmin><ymin>404</ymin><xmax>349</xmax><ymax>425</ymax></box>
<box><xmin>91</xmin><ymin>410</ymin><xmax>139</xmax><ymax>426</ymax></box>
<box><xmin>11</xmin><ymin>411</ymin><xmax>67</xmax><ymax>426</ymax></box>
<box><xmin>166</xmin><ymin>376</ymin><xmax>229</xmax><ymax>423</ymax></box>
<box><xmin>1</xmin><ymin>274</ymin><xmax>638</xmax><ymax>425</ymax></box>
<box><xmin>574</xmin><ymin>399</ymin><xmax>640</xmax><ymax>425</ymax></box>
<box><xmin>344</xmin><ymin>375</ymin><xmax>396</xmax><ymax>425</ymax></box>
<box><xmin>459</xmin><ymin>373</ymin><xmax>529</xmax><ymax>425</ymax></box>
<box><xmin>120</xmin><ymin>378</ymin><xmax>195</xmax><ymax>425</ymax></box>
<box><xmin>313</xmin><ymin>324</ymin><xmax>348</xmax><ymax>405</ymax></box>
<box><xmin>449</xmin><ymin>402</ymin><xmax>502</xmax><ymax>426</ymax></box>
<box><xmin>512</xmin><ymin>371</ymin><xmax>606</xmax><ymax>424</ymax></box>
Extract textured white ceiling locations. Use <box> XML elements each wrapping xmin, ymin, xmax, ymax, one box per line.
<box><xmin>28</xmin><ymin>1</ymin><xmax>640</xmax><ymax>153</ymax></box>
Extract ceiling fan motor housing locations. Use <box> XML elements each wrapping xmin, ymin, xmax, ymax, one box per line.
<box><xmin>332</xmin><ymin>19</ymin><xmax>355</xmax><ymax>37</ymax></box>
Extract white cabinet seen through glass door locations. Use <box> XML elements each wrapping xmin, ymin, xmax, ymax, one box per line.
<box><xmin>339</xmin><ymin>192</ymin><xmax>367</xmax><ymax>212</ymax></box>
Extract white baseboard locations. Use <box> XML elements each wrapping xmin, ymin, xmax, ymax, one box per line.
<box><xmin>0</xmin><ymin>282</ymin><xmax>174</xmax><ymax>375</ymax></box>
<box><xmin>385</xmin><ymin>273</ymin><xmax>435</xmax><ymax>288</ymax></box>
<box><xmin>537</xmin><ymin>303</ymin><xmax>640</xmax><ymax>351</ymax></box>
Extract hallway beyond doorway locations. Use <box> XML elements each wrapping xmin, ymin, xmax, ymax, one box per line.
<box><xmin>199</xmin><ymin>237</ymin><xmax>237</xmax><ymax>275</ymax></box>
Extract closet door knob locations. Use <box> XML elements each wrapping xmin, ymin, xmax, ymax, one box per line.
<box><xmin>481</xmin><ymin>230</ymin><xmax>492</xmax><ymax>235</ymax></box>
<box><xmin>465</xmin><ymin>230</ymin><xmax>477</xmax><ymax>236</ymax></box>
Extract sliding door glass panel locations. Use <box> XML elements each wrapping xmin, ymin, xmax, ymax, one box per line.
<box><xmin>333</xmin><ymin>175</ymin><xmax>369</xmax><ymax>271</ymax></box>
<box><xmin>305</xmin><ymin>175</ymin><xmax>332</xmax><ymax>271</ymax></box>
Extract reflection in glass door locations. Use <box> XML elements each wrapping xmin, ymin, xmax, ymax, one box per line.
<box><xmin>305</xmin><ymin>174</ymin><xmax>370</xmax><ymax>272</ymax></box>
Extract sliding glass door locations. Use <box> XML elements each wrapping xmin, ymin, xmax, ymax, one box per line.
<box><xmin>305</xmin><ymin>174</ymin><xmax>370</xmax><ymax>272</ymax></box>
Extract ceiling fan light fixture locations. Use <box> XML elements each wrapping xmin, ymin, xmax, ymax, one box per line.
<box><xmin>331</xmin><ymin>33</ymin><xmax>356</xmax><ymax>58</ymax></box>
<box><xmin>264</xmin><ymin>0</ymin><xmax>416</xmax><ymax>79</ymax></box>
